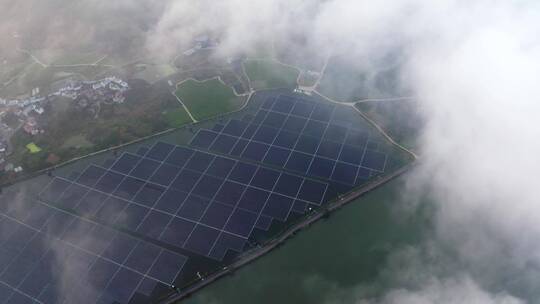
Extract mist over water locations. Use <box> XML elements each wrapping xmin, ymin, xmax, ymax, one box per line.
<box><xmin>1</xmin><ymin>0</ymin><xmax>540</xmax><ymax>302</ymax></box>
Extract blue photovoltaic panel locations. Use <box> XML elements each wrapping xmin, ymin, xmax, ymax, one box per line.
<box><xmin>308</xmin><ymin>157</ymin><xmax>335</xmax><ymax>179</ymax></box>
<box><xmin>113</xmin><ymin>176</ymin><xmax>145</xmax><ymax>200</ymax></box>
<box><xmin>160</xmin><ymin>217</ymin><xmax>196</xmax><ymax>248</ymax></box>
<box><xmin>261</xmin><ymin>97</ymin><xmax>275</xmax><ymax>109</ymax></box>
<box><xmin>332</xmin><ymin>162</ymin><xmax>359</xmax><ymax>185</ymax></box>
<box><xmin>274</xmin><ymin>173</ymin><xmax>303</xmax><ymax>197</ymax></box>
<box><xmin>282</xmin><ymin>116</ymin><xmax>307</xmax><ymax>132</ymax></box>
<box><xmin>133</xmin><ymin>183</ymin><xmax>165</xmax><ymax>207</ymax></box>
<box><xmin>262</xmin><ymin>111</ymin><xmax>287</xmax><ymax>129</ymax></box>
<box><xmin>146</xmin><ymin>142</ymin><xmax>174</xmax><ymax>161</ymax></box>
<box><xmin>176</xmin><ymin>195</ymin><xmax>210</xmax><ymax>221</ymax></box>
<box><xmin>57</xmin><ymin>183</ymin><xmax>89</xmax><ymax>209</ymax></box>
<box><xmin>154</xmin><ymin>189</ymin><xmax>188</xmax><ymax>214</ymax></box>
<box><xmin>200</xmin><ymin>202</ymin><xmax>233</xmax><ymax>230</ymax></box>
<box><xmin>303</xmin><ymin>120</ymin><xmax>326</xmax><ymax>138</ymax></box>
<box><xmin>241</xmin><ymin>141</ymin><xmax>269</xmax><ymax>162</ymax></box>
<box><xmin>136</xmin><ymin>146</ymin><xmax>150</xmax><ymax>156</ymax></box>
<box><xmin>362</xmin><ymin>150</ymin><xmax>387</xmax><ymax>171</ymax></box>
<box><xmin>130</xmin><ymin>158</ymin><xmax>160</xmax><ymax>180</ymax></box>
<box><xmin>94</xmin><ymin>170</ymin><xmax>124</xmax><ymax>193</ymax></box>
<box><xmin>214</xmin><ymin>181</ymin><xmax>245</xmax><ymax>206</ymax></box>
<box><xmin>274</xmin><ymin>130</ymin><xmax>300</xmax><ymax>149</ymax></box>
<box><xmin>224</xmin><ymin>209</ymin><xmax>258</xmax><ymax>237</ymax></box>
<box><xmin>137</xmin><ymin>210</ymin><xmax>172</xmax><ymax>239</ymax></box>
<box><xmin>212</xmin><ymin>123</ymin><xmax>225</xmax><ymax>132</ymax></box>
<box><xmin>228</xmin><ymin>162</ymin><xmax>258</xmax><ymax>184</ymax></box>
<box><xmin>230</xmin><ymin>138</ymin><xmax>249</xmax><ymax>156</ymax></box>
<box><xmin>206</xmin><ymin>157</ymin><xmax>236</xmax><ymax>178</ymax></box>
<box><xmin>171</xmin><ymin>169</ymin><xmax>201</xmax><ymax>192</ymax></box>
<box><xmin>111</xmin><ymin>153</ymin><xmax>141</xmax><ymax>174</ymax></box>
<box><xmin>75</xmin><ymin>189</ymin><xmax>108</xmax><ymax>216</ymax></box>
<box><xmin>190</xmin><ymin>130</ymin><xmax>218</xmax><ymax>149</ymax></box>
<box><xmin>238</xmin><ymin>187</ymin><xmax>270</xmax><ymax>213</ymax></box>
<box><xmin>272</xmin><ymin>96</ymin><xmax>295</xmax><ymax>113</ymax></box>
<box><xmin>183</xmin><ymin>225</ymin><xmax>220</xmax><ymax>256</ymax></box>
<box><xmin>255</xmin><ymin>215</ymin><xmax>273</xmax><ymax>231</ymax></box>
<box><xmin>250</xmin><ymin>168</ymin><xmax>280</xmax><ymax>191</ymax></box>
<box><xmin>191</xmin><ymin>175</ymin><xmax>223</xmax><ymax>199</ymax></box>
<box><xmin>316</xmin><ymin>140</ymin><xmax>341</xmax><ymax>159</ymax></box>
<box><xmin>291</xmin><ymin>200</ymin><xmax>308</xmax><ymax>214</ymax></box>
<box><xmin>262</xmin><ymin>193</ymin><xmax>294</xmax><ymax>221</ymax></box>
<box><xmin>165</xmin><ymin>146</ymin><xmax>194</xmax><ymax>167</ymax></box>
<box><xmin>295</xmin><ymin>135</ymin><xmax>320</xmax><ymax>154</ymax></box>
<box><xmin>185</xmin><ymin>151</ymin><xmax>214</xmax><ymax>172</ymax></box>
<box><xmin>209</xmin><ymin>233</ymin><xmax>247</xmax><ymax>260</ymax></box>
<box><xmin>222</xmin><ymin>119</ymin><xmax>248</xmax><ymax>137</ymax></box>
<box><xmin>210</xmin><ymin>134</ymin><xmax>237</xmax><ymax>154</ymax></box>
<box><xmin>285</xmin><ymin>152</ymin><xmax>313</xmax><ymax>173</ymax></box>
<box><xmin>149</xmin><ymin>163</ymin><xmax>181</xmax><ymax>186</ymax></box>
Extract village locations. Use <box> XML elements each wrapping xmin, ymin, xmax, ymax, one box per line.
<box><xmin>0</xmin><ymin>76</ymin><xmax>129</xmax><ymax>173</ymax></box>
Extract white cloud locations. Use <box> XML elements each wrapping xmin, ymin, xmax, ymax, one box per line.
<box><xmin>2</xmin><ymin>0</ymin><xmax>540</xmax><ymax>301</ymax></box>
<box><xmin>376</xmin><ymin>276</ymin><xmax>523</xmax><ymax>304</ymax></box>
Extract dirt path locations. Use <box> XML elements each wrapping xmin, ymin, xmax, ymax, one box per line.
<box><xmin>171</xmin><ymin>92</ymin><xmax>198</xmax><ymax>123</ymax></box>
<box><xmin>17</xmin><ymin>49</ymin><xmax>115</xmax><ymax>68</ymax></box>
<box><xmin>17</xmin><ymin>48</ymin><xmax>48</xmax><ymax>68</ymax></box>
<box><xmin>300</xmin><ymin>55</ymin><xmax>330</xmax><ymax>91</ymax></box>
<box><xmin>356</xmin><ymin>96</ymin><xmax>416</xmax><ymax>103</ymax></box>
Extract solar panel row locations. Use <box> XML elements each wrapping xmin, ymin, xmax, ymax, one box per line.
<box><xmin>39</xmin><ymin>140</ymin><xmax>328</xmax><ymax>261</ymax></box>
<box><xmin>190</xmin><ymin>96</ymin><xmax>388</xmax><ymax>187</ymax></box>
<box><xmin>0</xmin><ymin>199</ymin><xmax>186</xmax><ymax>304</ymax></box>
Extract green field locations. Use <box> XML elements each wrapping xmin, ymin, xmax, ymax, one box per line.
<box><xmin>26</xmin><ymin>142</ymin><xmax>42</xmax><ymax>154</ymax></box>
<box><xmin>162</xmin><ymin>107</ymin><xmax>192</xmax><ymax>127</ymax></box>
<box><xmin>244</xmin><ymin>60</ymin><xmax>299</xmax><ymax>90</ymax></box>
<box><xmin>175</xmin><ymin>79</ymin><xmax>244</xmax><ymax>120</ymax></box>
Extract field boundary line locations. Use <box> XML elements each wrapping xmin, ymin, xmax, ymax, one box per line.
<box><xmin>171</xmin><ymin>92</ymin><xmax>198</xmax><ymax>123</ymax></box>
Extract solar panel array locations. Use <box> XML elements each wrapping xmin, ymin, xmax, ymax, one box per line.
<box><xmin>40</xmin><ymin>142</ymin><xmax>328</xmax><ymax>261</ymax></box>
<box><xmin>1</xmin><ymin>92</ymin><xmax>395</xmax><ymax>304</ymax></box>
<box><xmin>190</xmin><ymin>95</ymin><xmax>389</xmax><ymax>193</ymax></box>
<box><xmin>0</xmin><ymin>197</ymin><xmax>185</xmax><ymax>304</ymax></box>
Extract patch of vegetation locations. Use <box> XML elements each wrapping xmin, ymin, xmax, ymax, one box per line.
<box><xmin>175</xmin><ymin>79</ymin><xmax>244</xmax><ymax>120</ymax></box>
<box><xmin>3</xmin><ymin>79</ymin><xmax>187</xmax><ymax>177</ymax></box>
<box><xmin>26</xmin><ymin>143</ymin><xmax>42</xmax><ymax>153</ymax></box>
<box><xmin>9</xmin><ymin>129</ymin><xmax>50</xmax><ymax>172</ymax></box>
<box><xmin>2</xmin><ymin>112</ymin><xmax>20</xmax><ymax>128</ymax></box>
<box><xmin>244</xmin><ymin>60</ymin><xmax>299</xmax><ymax>90</ymax></box>
<box><xmin>132</xmin><ymin>64</ymin><xmax>176</xmax><ymax>84</ymax></box>
<box><xmin>61</xmin><ymin>134</ymin><xmax>94</xmax><ymax>149</ymax></box>
<box><xmin>163</xmin><ymin>107</ymin><xmax>192</xmax><ymax>127</ymax></box>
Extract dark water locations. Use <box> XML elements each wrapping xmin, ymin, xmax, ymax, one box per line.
<box><xmin>182</xmin><ymin>176</ymin><xmax>431</xmax><ymax>303</ymax></box>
